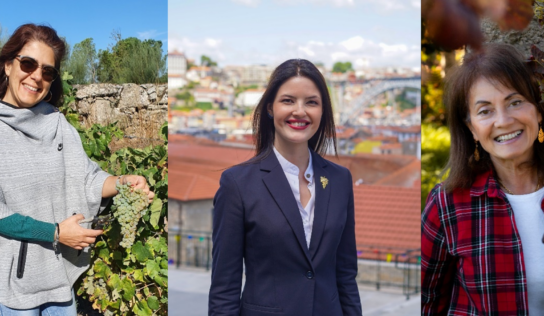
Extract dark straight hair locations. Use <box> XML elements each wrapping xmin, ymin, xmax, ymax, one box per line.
<box><xmin>0</xmin><ymin>24</ymin><xmax>66</xmax><ymax>107</ymax></box>
<box><xmin>443</xmin><ymin>43</ymin><xmax>544</xmax><ymax>191</ymax></box>
<box><xmin>251</xmin><ymin>59</ymin><xmax>337</xmax><ymax>161</ymax></box>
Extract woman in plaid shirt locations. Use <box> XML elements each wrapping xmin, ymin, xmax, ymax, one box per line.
<box><xmin>422</xmin><ymin>44</ymin><xmax>544</xmax><ymax>315</ymax></box>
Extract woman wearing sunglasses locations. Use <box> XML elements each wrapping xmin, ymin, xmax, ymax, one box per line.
<box><xmin>0</xmin><ymin>24</ymin><xmax>154</xmax><ymax>315</ymax></box>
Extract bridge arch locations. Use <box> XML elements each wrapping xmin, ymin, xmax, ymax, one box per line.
<box><xmin>339</xmin><ymin>77</ymin><xmax>421</xmax><ymax>126</ymax></box>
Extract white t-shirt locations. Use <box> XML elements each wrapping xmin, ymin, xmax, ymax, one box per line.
<box><xmin>506</xmin><ymin>186</ymin><xmax>544</xmax><ymax>315</ymax></box>
<box><xmin>273</xmin><ymin>147</ymin><xmax>315</xmax><ymax>248</ymax></box>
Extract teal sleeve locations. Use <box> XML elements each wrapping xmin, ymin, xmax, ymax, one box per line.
<box><xmin>0</xmin><ymin>213</ymin><xmax>56</xmax><ymax>242</ymax></box>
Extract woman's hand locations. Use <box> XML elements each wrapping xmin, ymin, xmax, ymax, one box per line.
<box><xmin>102</xmin><ymin>175</ymin><xmax>155</xmax><ymax>203</ymax></box>
<box><xmin>58</xmin><ymin>214</ymin><xmax>103</xmax><ymax>250</ymax></box>
<box><xmin>119</xmin><ymin>175</ymin><xmax>155</xmax><ymax>203</ymax></box>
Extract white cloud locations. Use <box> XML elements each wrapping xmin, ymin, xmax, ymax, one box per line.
<box><xmin>205</xmin><ymin>38</ymin><xmax>221</xmax><ymax>48</ymax></box>
<box><xmin>378</xmin><ymin>0</ymin><xmax>406</xmax><ymax>10</ymax></box>
<box><xmin>137</xmin><ymin>30</ymin><xmax>164</xmax><ymax>40</ymax></box>
<box><xmin>379</xmin><ymin>43</ymin><xmax>408</xmax><ymax>55</ymax></box>
<box><xmin>331</xmin><ymin>52</ymin><xmax>350</xmax><ymax>61</ymax></box>
<box><xmin>168</xmin><ymin>33</ymin><xmax>418</xmax><ymax>68</ymax></box>
<box><xmin>231</xmin><ymin>0</ymin><xmax>261</xmax><ymax>7</ymax></box>
<box><xmin>298</xmin><ymin>46</ymin><xmax>316</xmax><ymax>57</ymax></box>
<box><xmin>168</xmin><ymin>35</ymin><xmax>228</xmax><ymax>64</ymax></box>
<box><xmin>273</xmin><ymin>0</ymin><xmax>417</xmax><ymax>10</ymax></box>
<box><xmin>340</xmin><ymin>36</ymin><xmax>365</xmax><ymax>51</ymax></box>
<box><xmin>275</xmin><ymin>0</ymin><xmax>354</xmax><ymax>6</ymax></box>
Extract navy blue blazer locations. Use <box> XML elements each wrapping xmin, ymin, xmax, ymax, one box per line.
<box><xmin>209</xmin><ymin>149</ymin><xmax>362</xmax><ymax>316</ymax></box>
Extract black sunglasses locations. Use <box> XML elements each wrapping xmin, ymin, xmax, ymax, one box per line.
<box><xmin>14</xmin><ymin>55</ymin><xmax>59</xmax><ymax>82</ymax></box>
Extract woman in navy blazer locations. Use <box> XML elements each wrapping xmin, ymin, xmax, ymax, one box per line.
<box><xmin>209</xmin><ymin>59</ymin><xmax>362</xmax><ymax>316</ymax></box>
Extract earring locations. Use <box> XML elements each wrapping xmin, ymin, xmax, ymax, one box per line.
<box><xmin>267</xmin><ymin>112</ymin><xmax>273</xmax><ymax>119</ymax></box>
<box><xmin>474</xmin><ymin>140</ymin><xmax>480</xmax><ymax>162</ymax></box>
<box><xmin>5</xmin><ymin>77</ymin><xmax>8</xmax><ymax>86</ymax></box>
<box><xmin>44</xmin><ymin>91</ymin><xmax>52</xmax><ymax>103</ymax></box>
<box><xmin>539</xmin><ymin>124</ymin><xmax>544</xmax><ymax>143</ymax></box>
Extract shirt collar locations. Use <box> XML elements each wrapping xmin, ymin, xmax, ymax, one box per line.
<box><xmin>273</xmin><ymin>146</ymin><xmax>314</xmax><ymax>183</ymax></box>
<box><xmin>469</xmin><ymin>169</ymin><xmax>505</xmax><ymax>199</ymax></box>
<box><xmin>469</xmin><ymin>168</ymin><xmax>544</xmax><ymax>211</ymax></box>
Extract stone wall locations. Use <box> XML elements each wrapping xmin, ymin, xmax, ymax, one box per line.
<box><xmin>71</xmin><ymin>83</ymin><xmax>168</xmax><ymax>139</ymax></box>
<box><xmin>482</xmin><ymin>16</ymin><xmax>544</xmax><ymax>55</ymax></box>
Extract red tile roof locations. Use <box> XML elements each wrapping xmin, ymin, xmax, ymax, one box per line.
<box><xmin>374</xmin><ymin>158</ymin><xmax>421</xmax><ymax>188</ymax></box>
<box><xmin>366</xmin><ymin>136</ymin><xmax>398</xmax><ymax>143</ymax></box>
<box><xmin>168</xmin><ymin>170</ymin><xmax>219</xmax><ymax>201</ymax></box>
<box><xmin>336</xmin><ymin>127</ymin><xmax>356</xmax><ymax>139</ymax></box>
<box><xmin>353</xmin><ymin>184</ymin><xmax>421</xmax><ymax>261</ymax></box>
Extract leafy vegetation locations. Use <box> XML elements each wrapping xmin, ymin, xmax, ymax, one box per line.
<box><xmin>332</xmin><ymin>61</ymin><xmax>353</xmax><ymax>73</ymax></box>
<box><xmin>200</xmin><ymin>55</ymin><xmax>217</xmax><ymax>67</ymax></box>
<box><xmin>171</xmin><ymin>101</ymin><xmax>214</xmax><ymax>112</ymax></box>
<box><xmin>394</xmin><ymin>88</ymin><xmax>419</xmax><ymax>111</ymax></box>
<box><xmin>421</xmin><ymin>124</ymin><xmax>450</xmax><ymax>209</ymax></box>
<box><xmin>65</xmin><ymin>38</ymin><xmax>98</xmax><ymax>84</ymax></box>
<box><xmin>59</xmin><ymin>31</ymin><xmax>167</xmax><ymax>85</ymax></box>
<box><xmin>60</xmin><ymin>75</ymin><xmax>168</xmax><ymax>316</ymax></box>
<box><xmin>97</xmin><ymin>33</ymin><xmax>166</xmax><ymax>84</ymax></box>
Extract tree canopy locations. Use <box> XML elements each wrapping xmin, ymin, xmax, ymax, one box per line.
<box><xmin>332</xmin><ymin>61</ymin><xmax>353</xmax><ymax>73</ymax></box>
<box><xmin>97</xmin><ymin>36</ymin><xmax>167</xmax><ymax>84</ymax></box>
<box><xmin>200</xmin><ymin>55</ymin><xmax>217</xmax><ymax>67</ymax></box>
<box><xmin>65</xmin><ymin>38</ymin><xmax>97</xmax><ymax>84</ymax></box>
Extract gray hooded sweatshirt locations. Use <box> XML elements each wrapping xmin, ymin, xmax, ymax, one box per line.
<box><xmin>0</xmin><ymin>100</ymin><xmax>111</xmax><ymax>309</ymax></box>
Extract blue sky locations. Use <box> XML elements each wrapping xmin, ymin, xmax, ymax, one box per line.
<box><xmin>169</xmin><ymin>0</ymin><xmax>420</xmax><ymax>69</ymax></box>
<box><xmin>0</xmin><ymin>0</ymin><xmax>167</xmax><ymax>54</ymax></box>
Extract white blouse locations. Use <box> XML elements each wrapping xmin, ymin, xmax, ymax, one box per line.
<box><xmin>506</xmin><ymin>186</ymin><xmax>544</xmax><ymax>315</ymax></box>
<box><xmin>273</xmin><ymin>147</ymin><xmax>315</xmax><ymax>248</ymax></box>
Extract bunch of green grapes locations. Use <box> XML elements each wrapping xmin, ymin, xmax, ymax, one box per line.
<box><xmin>112</xmin><ymin>182</ymin><xmax>149</xmax><ymax>248</ymax></box>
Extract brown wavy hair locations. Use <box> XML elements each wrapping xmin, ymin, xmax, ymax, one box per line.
<box><xmin>0</xmin><ymin>24</ymin><xmax>66</xmax><ymax>107</ymax></box>
<box><xmin>251</xmin><ymin>59</ymin><xmax>337</xmax><ymax>162</ymax></box>
<box><xmin>443</xmin><ymin>43</ymin><xmax>544</xmax><ymax>191</ymax></box>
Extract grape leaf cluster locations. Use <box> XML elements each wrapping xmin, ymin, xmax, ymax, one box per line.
<box><xmin>112</xmin><ymin>183</ymin><xmax>149</xmax><ymax>248</ymax></box>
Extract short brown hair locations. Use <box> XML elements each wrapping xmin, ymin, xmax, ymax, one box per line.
<box><xmin>0</xmin><ymin>24</ymin><xmax>66</xmax><ymax>107</ymax></box>
<box><xmin>443</xmin><ymin>43</ymin><xmax>544</xmax><ymax>191</ymax></box>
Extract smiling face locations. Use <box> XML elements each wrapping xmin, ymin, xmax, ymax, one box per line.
<box><xmin>3</xmin><ymin>41</ymin><xmax>55</xmax><ymax>108</ymax></box>
<box><xmin>466</xmin><ymin>77</ymin><xmax>542</xmax><ymax>165</ymax></box>
<box><xmin>269</xmin><ymin>76</ymin><xmax>323</xmax><ymax>150</ymax></box>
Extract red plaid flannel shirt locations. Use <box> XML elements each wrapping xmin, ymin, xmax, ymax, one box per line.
<box><xmin>421</xmin><ymin>170</ymin><xmax>544</xmax><ymax>315</ymax></box>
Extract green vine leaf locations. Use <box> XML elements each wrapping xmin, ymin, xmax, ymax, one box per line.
<box><xmin>145</xmin><ymin>260</ymin><xmax>160</xmax><ymax>279</ymax></box>
<box><xmin>107</xmin><ymin>274</ymin><xmax>121</xmax><ymax>290</ymax></box>
<box><xmin>132</xmin><ymin>241</ymin><xmax>152</xmax><ymax>262</ymax></box>
<box><xmin>120</xmin><ymin>277</ymin><xmax>136</xmax><ymax>301</ymax></box>
<box><xmin>149</xmin><ymin>199</ymin><xmax>163</xmax><ymax>228</ymax></box>
<box><xmin>93</xmin><ymin>260</ymin><xmax>112</xmax><ymax>279</ymax></box>
<box><xmin>134</xmin><ymin>299</ymin><xmax>153</xmax><ymax>316</ymax></box>
<box><xmin>147</xmin><ymin>296</ymin><xmax>160</xmax><ymax>311</ymax></box>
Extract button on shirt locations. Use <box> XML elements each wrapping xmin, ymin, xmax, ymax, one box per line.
<box><xmin>273</xmin><ymin>147</ymin><xmax>315</xmax><ymax>249</ymax></box>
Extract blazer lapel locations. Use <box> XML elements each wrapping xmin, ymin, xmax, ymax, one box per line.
<box><xmin>309</xmin><ymin>151</ymin><xmax>331</xmax><ymax>259</ymax></box>
<box><xmin>260</xmin><ymin>152</ymin><xmax>313</xmax><ymax>265</ymax></box>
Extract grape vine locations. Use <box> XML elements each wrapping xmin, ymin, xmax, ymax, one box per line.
<box><xmin>61</xmin><ymin>76</ymin><xmax>168</xmax><ymax>316</ymax></box>
<box><xmin>113</xmin><ymin>183</ymin><xmax>150</xmax><ymax>248</ymax></box>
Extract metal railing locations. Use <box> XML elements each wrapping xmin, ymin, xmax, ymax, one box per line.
<box><xmin>355</xmin><ymin>245</ymin><xmax>421</xmax><ymax>300</ymax></box>
<box><xmin>169</xmin><ymin>230</ymin><xmax>212</xmax><ymax>270</ymax></box>
<box><xmin>168</xmin><ymin>232</ymin><xmax>421</xmax><ymax>299</ymax></box>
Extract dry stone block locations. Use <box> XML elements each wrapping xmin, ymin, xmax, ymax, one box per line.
<box><xmin>72</xmin><ymin>83</ymin><xmax>167</xmax><ymax>139</ymax></box>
